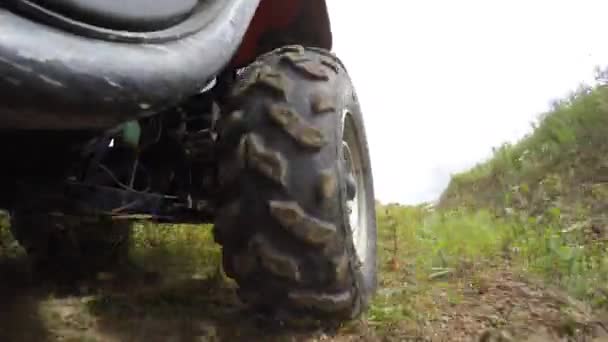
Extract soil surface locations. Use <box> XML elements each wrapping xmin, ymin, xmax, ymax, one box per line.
<box><xmin>0</xmin><ymin>253</ymin><xmax>607</xmax><ymax>342</ymax></box>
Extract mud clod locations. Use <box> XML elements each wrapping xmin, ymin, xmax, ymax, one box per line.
<box><xmin>311</xmin><ymin>94</ymin><xmax>336</xmax><ymax>114</ymax></box>
<box><xmin>288</xmin><ymin>290</ymin><xmax>353</xmax><ymax>313</ymax></box>
<box><xmin>267</xmin><ymin>103</ymin><xmax>326</xmax><ymax>149</ymax></box>
<box><xmin>318</xmin><ymin>169</ymin><xmax>337</xmax><ymax>200</ymax></box>
<box><xmin>251</xmin><ymin>235</ymin><xmax>300</xmax><ymax>282</ymax></box>
<box><xmin>269</xmin><ymin>200</ymin><xmax>337</xmax><ymax>245</ymax></box>
<box><xmin>244</xmin><ymin>134</ymin><xmax>288</xmax><ymax>187</ymax></box>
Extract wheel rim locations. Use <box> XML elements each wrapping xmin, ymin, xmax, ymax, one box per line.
<box><xmin>342</xmin><ymin>111</ymin><xmax>369</xmax><ymax>265</ymax></box>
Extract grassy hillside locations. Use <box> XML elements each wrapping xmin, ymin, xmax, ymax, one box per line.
<box><xmin>435</xmin><ymin>82</ymin><xmax>608</xmax><ymax>308</ymax></box>
<box><xmin>440</xmin><ymin>83</ymin><xmax>608</xmax><ymax>222</ymax></box>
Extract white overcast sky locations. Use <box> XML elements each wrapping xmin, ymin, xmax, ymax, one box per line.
<box><xmin>326</xmin><ymin>0</ymin><xmax>608</xmax><ymax>204</ymax></box>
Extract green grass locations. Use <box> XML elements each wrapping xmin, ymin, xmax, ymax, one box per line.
<box><xmin>367</xmin><ymin>204</ymin><xmax>608</xmax><ymax>339</ymax></box>
<box><xmin>509</xmin><ymin>216</ymin><xmax>608</xmax><ymax>307</ymax></box>
<box><xmin>130</xmin><ymin>222</ymin><xmax>221</xmax><ymax>277</ymax></box>
<box><xmin>0</xmin><ymin>212</ymin><xmax>23</xmax><ymax>259</ymax></box>
<box><xmin>366</xmin><ymin>205</ymin><xmax>514</xmax><ymax>333</ymax></box>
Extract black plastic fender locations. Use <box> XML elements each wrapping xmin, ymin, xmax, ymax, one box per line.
<box><xmin>0</xmin><ymin>0</ymin><xmax>261</xmax><ymax>129</ymax></box>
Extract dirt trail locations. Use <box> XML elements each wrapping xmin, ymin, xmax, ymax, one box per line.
<box><xmin>413</xmin><ymin>269</ymin><xmax>607</xmax><ymax>341</ymax></box>
<box><xmin>0</xmin><ymin>253</ymin><xmax>606</xmax><ymax>342</ymax></box>
<box><xmin>0</xmin><ymin>254</ymin><xmax>350</xmax><ymax>342</ymax></box>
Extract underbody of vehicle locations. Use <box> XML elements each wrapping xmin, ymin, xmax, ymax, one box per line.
<box><xmin>0</xmin><ymin>0</ymin><xmax>377</xmax><ymax>324</ymax></box>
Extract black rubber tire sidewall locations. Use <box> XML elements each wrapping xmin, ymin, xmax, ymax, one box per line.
<box><xmin>214</xmin><ymin>45</ymin><xmax>377</xmax><ymax>323</ymax></box>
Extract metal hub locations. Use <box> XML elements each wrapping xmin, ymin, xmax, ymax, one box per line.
<box><xmin>342</xmin><ymin>111</ymin><xmax>369</xmax><ymax>265</ymax></box>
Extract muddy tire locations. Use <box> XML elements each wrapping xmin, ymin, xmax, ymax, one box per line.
<box><xmin>214</xmin><ymin>45</ymin><xmax>377</xmax><ymax>323</ymax></box>
<box><xmin>10</xmin><ymin>210</ymin><xmax>131</xmax><ymax>278</ymax></box>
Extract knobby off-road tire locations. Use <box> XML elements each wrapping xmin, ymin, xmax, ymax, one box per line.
<box><xmin>214</xmin><ymin>45</ymin><xmax>377</xmax><ymax>323</ymax></box>
<box><xmin>10</xmin><ymin>210</ymin><xmax>131</xmax><ymax>278</ymax></box>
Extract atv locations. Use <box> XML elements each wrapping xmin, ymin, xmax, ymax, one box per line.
<box><xmin>0</xmin><ymin>0</ymin><xmax>377</xmax><ymax>322</ymax></box>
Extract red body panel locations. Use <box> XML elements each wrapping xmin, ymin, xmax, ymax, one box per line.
<box><xmin>230</xmin><ymin>0</ymin><xmax>332</xmax><ymax>68</ymax></box>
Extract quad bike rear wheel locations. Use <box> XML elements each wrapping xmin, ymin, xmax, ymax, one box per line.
<box><xmin>10</xmin><ymin>209</ymin><xmax>131</xmax><ymax>279</ymax></box>
<box><xmin>214</xmin><ymin>45</ymin><xmax>377</xmax><ymax>323</ymax></box>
